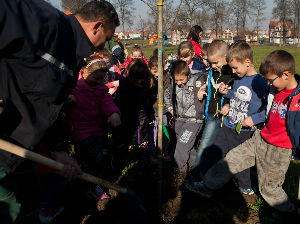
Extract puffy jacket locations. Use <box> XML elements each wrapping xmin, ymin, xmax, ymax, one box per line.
<box><xmin>286</xmin><ymin>76</ymin><xmax>300</xmax><ymax>149</ymax></box>
<box><xmin>67</xmin><ymin>79</ymin><xmax>120</xmax><ymax>143</ymax></box>
<box><xmin>164</xmin><ymin>72</ymin><xmax>207</xmax><ymax>120</ymax></box>
<box><xmin>122</xmin><ymin>57</ymin><xmax>149</xmax><ymax>69</ymax></box>
<box><xmin>188</xmin><ymin>39</ymin><xmax>202</xmax><ymax>57</ymax></box>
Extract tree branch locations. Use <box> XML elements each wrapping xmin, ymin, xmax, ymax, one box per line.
<box><xmin>139</xmin><ymin>0</ymin><xmax>158</xmax><ymax>14</ymax></box>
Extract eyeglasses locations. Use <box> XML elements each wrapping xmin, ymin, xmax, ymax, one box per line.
<box><xmin>265</xmin><ymin>74</ymin><xmax>283</xmax><ymax>85</ymax></box>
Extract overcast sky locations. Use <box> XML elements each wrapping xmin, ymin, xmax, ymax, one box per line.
<box><xmin>49</xmin><ymin>0</ymin><xmax>275</xmax><ymax>30</ymax></box>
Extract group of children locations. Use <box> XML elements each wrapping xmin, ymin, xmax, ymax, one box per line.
<box><xmin>37</xmin><ymin>36</ymin><xmax>299</xmax><ymax>222</ymax></box>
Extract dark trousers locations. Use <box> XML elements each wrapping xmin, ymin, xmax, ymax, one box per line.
<box><xmin>199</xmin><ymin>125</ymin><xmax>254</xmax><ymax>189</ymax></box>
<box><xmin>74</xmin><ymin>136</ymin><xmax>106</xmax><ymax>177</ymax></box>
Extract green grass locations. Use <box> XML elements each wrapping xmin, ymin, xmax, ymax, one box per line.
<box><xmin>252</xmin><ymin>45</ymin><xmax>300</xmax><ymax>74</ymax></box>
<box><xmin>125</xmin><ymin>40</ymin><xmax>300</xmax><ymax>74</ymax></box>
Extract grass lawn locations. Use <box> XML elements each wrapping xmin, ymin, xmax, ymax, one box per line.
<box><xmin>125</xmin><ymin>40</ymin><xmax>300</xmax><ymax>74</ymax></box>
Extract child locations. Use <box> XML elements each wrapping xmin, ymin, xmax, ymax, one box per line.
<box><xmin>178</xmin><ymin>41</ymin><xmax>206</xmax><ymax>74</ymax></box>
<box><xmin>184</xmin><ymin>50</ymin><xmax>300</xmax><ymax>223</ymax></box>
<box><xmin>200</xmin><ymin>43</ymin><xmax>210</xmax><ymax>69</ymax></box>
<box><xmin>148</xmin><ymin>56</ymin><xmax>171</xmax><ymax>162</ymax></box>
<box><xmin>114</xmin><ymin>59</ymin><xmax>154</xmax><ymax>150</ymax></box>
<box><xmin>187</xmin><ymin>41</ymin><xmax>269</xmax><ymax>195</ymax></box>
<box><xmin>67</xmin><ymin>54</ymin><xmax>121</xmax><ymax>200</ymax></box>
<box><xmin>122</xmin><ymin>45</ymin><xmax>148</xmax><ymax>69</ymax></box>
<box><xmin>96</xmin><ymin>49</ymin><xmax>122</xmax><ymax>95</ymax></box>
<box><xmin>164</xmin><ymin>60</ymin><xmax>207</xmax><ymax>173</ymax></box>
<box><xmin>187</xmin><ymin>25</ymin><xmax>203</xmax><ymax>58</ymax></box>
<box><xmin>194</xmin><ymin>40</ymin><xmax>235</xmax><ymax>167</ymax></box>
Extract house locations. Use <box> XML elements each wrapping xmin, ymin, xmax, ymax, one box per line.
<box><xmin>269</xmin><ymin>20</ymin><xmax>295</xmax><ymax>44</ymax></box>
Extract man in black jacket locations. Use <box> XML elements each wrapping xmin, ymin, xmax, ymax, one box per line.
<box><xmin>0</xmin><ymin>0</ymin><xmax>119</xmax><ymax>222</ymax></box>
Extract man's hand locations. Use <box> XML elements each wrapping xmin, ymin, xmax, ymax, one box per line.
<box><xmin>108</xmin><ymin>112</ymin><xmax>121</xmax><ymax>127</ymax></box>
<box><xmin>197</xmin><ymin>84</ymin><xmax>208</xmax><ymax>100</ymax></box>
<box><xmin>50</xmin><ymin>151</ymin><xmax>82</xmax><ymax>180</ymax></box>
<box><xmin>241</xmin><ymin>116</ymin><xmax>254</xmax><ymax>127</ymax></box>
<box><xmin>219</xmin><ymin>82</ymin><xmax>229</xmax><ymax>95</ymax></box>
<box><xmin>220</xmin><ymin>104</ymin><xmax>229</xmax><ymax>116</ymax></box>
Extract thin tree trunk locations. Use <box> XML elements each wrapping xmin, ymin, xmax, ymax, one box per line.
<box><xmin>156</xmin><ymin>0</ymin><xmax>164</xmax><ymax>214</ymax></box>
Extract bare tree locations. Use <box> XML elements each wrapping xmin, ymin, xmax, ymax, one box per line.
<box><xmin>240</xmin><ymin>0</ymin><xmax>250</xmax><ymax>39</ymax></box>
<box><xmin>291</xmin><ymin>0</ymin><xmax>300</xmax><ymax>46</ymax></box>
<box><xmin>203</xmin><ymin>0</ymin><xmax>228</xmax><ymax>38</ymax></box>
<box><xmin>177</xmin><ymin>0</ymin><xmax>205</xmax><ymax>27</ymax></box>
<box><xmin>273</xmin><ymin>0</ymin><xmax>292</xmax><ymax>46</ymax></box>
<box><xmin>230</xmin><ymin>0</ymin><xmax>242</xmax><ymax>37</ymax></box>
<box><xmin>138</xmin><ymin>16</ymin><xmax>148</xmax><ymax>40</ymax></box>
<box><xmin>61</xmin><ymin>0</ymin><xmax>89</xmax><ymax>12</ymax></box>
<box><xmin>250</xmin><ymin>0</ymin><xmax>266</xmax><ymax>40</ymax></box>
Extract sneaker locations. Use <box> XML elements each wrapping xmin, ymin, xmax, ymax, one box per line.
<box><xmin>39</xmin><ymin>205</ymin><xmax>64</xmax><ymax>223</ymax></box>
<box><xmin>184</xmin><ymin>179</ymin><xmax>213</xmax><ymax>198</ymax></box>
<box><xmin>240</xmin><ymin>188</ymin><xmax>255</xmax><ymax>195</ymax></box>
<box><xmin>87</xmin><ymin>186</ymin><xmax>105</xmax><ymax>201</ymax></box>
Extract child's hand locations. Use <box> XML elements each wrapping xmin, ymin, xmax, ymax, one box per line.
<box><xmin>241</xmin><ymin>116</ymin><xmax>254</xmax><ymax>127</ymax></box>
<box><xmin>197</xmin><ymin>84</ymin><xmax>208</xmax><ymax>100</ymax></box>
<box><xmin>108</xmin><ymin>112</ymin><xmax>121</xmax><ymax>127</ymax></box>
<box><xmin>112</xmin><ymin>80</ymin><xmax>119</xmax><ymax>87</ymax></box>
<box><xmin>108</xmin><ymin>88</ymin><xmax>116</xmax><ymax>95</ymax></box>
<box><xmin>219</xmin><ymin>82</ymin><xmax>229</xmax><ymax>95</ymax></box>
<box><xmin>220</xmin><ymin>104</ymin><xmax>229</xmax><ymax>116</ymax></box>
<box><xmin>68</xmin><ymin>95</ymin><xmax>76</xmax><ymax>104</ymax></box>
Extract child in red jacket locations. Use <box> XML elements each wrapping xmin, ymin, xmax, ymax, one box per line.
<box><xmin>122</xmin><ymin>45</ymin><xmax>148</xmax><ymax>69</ymax></box>
<box><xmin>67</xmin><ymin>54</ymin><xmax>121</xmax><ymax>200</ymax></box>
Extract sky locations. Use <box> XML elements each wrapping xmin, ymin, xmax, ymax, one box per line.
<box><xmin>49</xmin><ymin>0</ymin><xmax>275</xmax><ymax>30</ymax></box>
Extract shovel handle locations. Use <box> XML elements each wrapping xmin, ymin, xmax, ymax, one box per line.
<box><xmin>0</xmin><ymin>139</ymin><xmax>127</xmax><ymax>194</ymax></box>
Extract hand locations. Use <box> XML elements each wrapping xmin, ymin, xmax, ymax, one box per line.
<box><xmin>170</xmin><ymin>110</ymin><xmax>174</xmax><ymax>116</ymax></box>
<box><xmin>220</xmin><ymin>104</ymin><xmax>229</xmax><ymax>116</ymax></box>
<box><xmin>68</xmin><ymin>95</ymin><xmax>76</xmax><ymax>104</ymax></box>
<box><xmin>112</xmin><ymin>80</ymin><xmax>119</xmax><ymax>87</ymax></box>
<box><xmin>219</xmin><ymin>82</ymin><xmax>229</xmax><ymax>95</ymax></box>
<box><xmin>241</xmin><ymin>116</ymin><xmax>254</xmax><ymax>127</ymax></box>
<box><xmin>108</xmin><ymin>112</ymin><xmax>121</xmax><ymax>127</ymax></box>
<box><xmin>108</xmin><ymin>88</ymin><xmax>116</xmax><ymax>95</ymax></box>
<box><xmin>197</xmin><ymin>84</ymin><xmax>208</xmax><ymax>100</ymax></box>
<box><xmin>50</xmin><ymin>151</ymin><xmax>82</xmax><ymax>180</ymax></box>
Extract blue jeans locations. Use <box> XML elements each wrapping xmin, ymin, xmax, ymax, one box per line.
<box><xmin>194</xmin><ymin>114</ymin><xmax>221</xmax><ymax>167</ymax></box>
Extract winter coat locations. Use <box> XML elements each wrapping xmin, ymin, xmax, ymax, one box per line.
<box><xmin>67</xmin><ymin>79</ymin><xmax>120</xmax><ymax>143</ymax></box>
<box><xmin>189</xmin><ymin>39</ymin><xmax>202</xmax><ymax>57</ymax></box>
<box><xmin>114</xmin><ymin>77</ymin><xmax>154</xmax><ymax>147</ymax></box>
<box><xmin>164</xmin><ymin>72</ymin><xmax>207</xmax><ymax>120</ymax></box>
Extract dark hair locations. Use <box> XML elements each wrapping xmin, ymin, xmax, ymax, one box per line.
<box><xmin>260</xmin><ymin>50</ymin><xmax>295</xmax><ymax>76</ymax></box>
<box><xmin>170</xmin><ymin>60</ymin><xmax>190</xmax><ymax>77</ymax></box>
<box><xmin>75</xmin><ymin>0</ymin><xmax>120</xmax><ymax>26</ymax></box>
<box><xmin>152</xmin><ymin>48</ymin><xmax>158</xmax><ymax>57</ymax></box>
<box><xmin>148</xmin><ymin>56</ymin><xmax>158</xmax><ymax>69</ymax></box>
<box><xmin>187</xmin><ymin>25</ymin><xmax>203</xmax><ymax>43</ymax></box>
<box><xmin>127</xmin><ymin>59</ymin><xmax>152</xmax><ymax>88</ymax></box>
<box><xmin>131</xmin><ymin>45</ymin><xmax>144</xmax><ymax>56</ymax></box>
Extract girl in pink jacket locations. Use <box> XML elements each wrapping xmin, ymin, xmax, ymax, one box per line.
<box><xmin>67</xmin><ymin>54</ymin><xmax>121</xmax><ymax>200</ymax></box>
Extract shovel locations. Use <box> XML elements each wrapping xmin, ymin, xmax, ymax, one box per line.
<box><xmin>0</xmin><ymin>139</ymin><xmax>148</xmax><ymax>222</ymax></box>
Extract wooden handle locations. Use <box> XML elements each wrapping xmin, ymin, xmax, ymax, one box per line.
<box><xmin>0</xmin><ymin>139</ymin><xmax>127</xmax><ymax>194</ymax></box>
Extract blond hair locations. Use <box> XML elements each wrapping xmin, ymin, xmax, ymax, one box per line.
<box><xmin>178</xmin><ymin>41</ymin><xmax>194</xmax><ymax>58</ymax></box>
<box><xmin>207</xmin><ymin>40</ymin><xmax>228</xmax><ymax>58</ymax></box>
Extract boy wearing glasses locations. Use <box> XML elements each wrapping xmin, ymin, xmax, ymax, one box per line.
<box><xmin>185</xmin><ymin>50</ymin><xmax>300</xmax><ymax>222</ymax></box>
